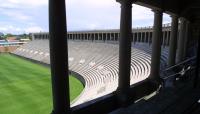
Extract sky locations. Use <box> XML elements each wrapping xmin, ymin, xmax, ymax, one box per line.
<box><xmin>0</xmin><ymin>0</ymin><xmax>171</xmax><ymax>35</ymax></box>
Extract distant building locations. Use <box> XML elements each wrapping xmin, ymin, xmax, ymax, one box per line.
<box><xmin>6</xmin><ymin>37</ymin><xmax>19</xmax><ymax>42</ymax></box>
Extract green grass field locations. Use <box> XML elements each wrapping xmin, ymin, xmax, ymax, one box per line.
<box><xmin>0</xmin><ymin>54</ymin><xmax>84</xmax><ymax>114</ymax></box>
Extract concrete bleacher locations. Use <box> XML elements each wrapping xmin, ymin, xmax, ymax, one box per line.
<box><xmin>12</xmin><ymin>40</ymin><xmax>169</xmax><ymax>106</ymax></box>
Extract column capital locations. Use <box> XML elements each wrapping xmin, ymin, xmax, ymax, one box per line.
<box><xmin>151</xmin><ymin>9</ymin><xmax>163</xmax><ymax>14</ymax></box>
<box><xmin>116</xmin><ymin>0</ymin><xmax>133</xmax><ymax>5</ymax></box>
<box><xmin>179</xmin><ymin>17</ymin><xmax>187</xmax><ymax>22</ymax></box>
<box><xmin>170</xmin><ymin>14</ymin><xmax>179</xmax><ymax>18</ymax></box>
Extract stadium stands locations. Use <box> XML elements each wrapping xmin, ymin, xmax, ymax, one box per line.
<box><xmin>12</xmin><ymin>39</ymin><xmax>168</xmax><ymax>106</ymax></box>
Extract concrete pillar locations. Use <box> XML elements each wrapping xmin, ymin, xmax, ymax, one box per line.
<box><xmin>177</xmin><ymin>18</ymin><xmax>187</xmax><ymax>63</ymax></box>
<box><xmin>110</xmin><ymin>33</ymin><xmax>112</xmax><ymax>41</ymax></box>
<box><xmin>106</xmin><ymin>33</ymin><xmax>108</xmax><ymax>41</ymax></box>
<box><xmin>102</xmin><ymin>33</ymin><xmax>104</xmax><ymax>41</ymax></box>
<box><xmin>162</xmin><ymin>31</ymin><xmax>165</xmax><ymax>47</ymax></box>
<box><xmin>133</xmin><ymin>32</ymin><xmax>135</xmax><ymax>43</ymax></box>
<box><xmin>148</xmin><ymin>32</ymin><xmax>151</xmax><ymax>44</ymax></box>
<box><xmin>168</xmin><ymin>15</ymin><xmax>178</xmax><ymax>66</ymax></box>
<box><xmin>88</xmin><ymin>33</ymin><xmax>89</xmax><ymax>40</ymax></box>
<box><xmin>116</xmin><ymin>0</ymin><xmax>132</xmax><ymax>106</ymax></box>
<box><xmin>49</xmin><ymin>0</ymin><xmax>70</xmax><ymax>113</ymax></box>
<box><xmin>183</xmin><ymin>21</ymin><xmax>190</xmax><ymax>58</ymax></box>
<box><xmin>149</xmin><ymin>9</ymin><xmax>163</xmax><ymax>82</ymax></box>
<box><xmin>114</xmin><ymin>33</ymin><xmax>115</xmax><ymax>41</ymax></box>
<box><xmin>166</xmin><ymin>31</ymin><xmax>169</xmax><ymax>46</ymax></box>
<box><xmin>145</xmin><ymin>32</ymin><xmax>148</xmax><ymax>43</ymax></box>
<box><xmin>98</xmin><ymin>33</ymin><xmax>100</xmax><ymax>40</ymax></box>
<box><xmin>194</xmin><ymin>29</ymin><xmax>200</xmax><ymax>88</ymax></box>
<box><xmin>83</xmin><ymin>33</ymin><xmax>85</xmax><ymax>40</ymax></box>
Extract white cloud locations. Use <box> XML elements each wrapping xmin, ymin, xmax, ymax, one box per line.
<box><xmin>0</xmin><ymin>0</ymin><xmax>171</xmax><ymax>34</ymax></box>
<box><xmin>68</xmin><ymin>0</ymin><xmax>115</xmax><ymax>8</ymax></box>
<box><xmin>0</xmin><ymin>24</ymin><xmax>44</xmax><ymax>34</ymax></box>
<box><xmin>0</xmin><ymin>0</ymin><xmax>48</xmax><ymax>8</ymax></box>
<box><xmin>0</xmin><ymin>27</ymin><xmax>8</xmax><ymax>31</ymax></box>
<box><xmin>1</xmin><ymin>10</ymin><xmax>31</xmax><ymax>20</ymax></box>
<box><xmin>25</xmin><ymin>26</ymin><xmax>44</xmax><ymax>33</ymax></box>
<box><xmin>0</xmin><ymin>25</ymin><xmax>22</xmax><ymax>33</ymax></box>
<box><xmin>132</xmin><ymin>5</ymin><xmax>153</xmax><ymax>20</ymax></box>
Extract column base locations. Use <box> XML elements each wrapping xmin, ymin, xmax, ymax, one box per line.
<box><xmin>115</xmin><ymin>88</ymin><xmax>131</xmax><ymax>107</ymax></box>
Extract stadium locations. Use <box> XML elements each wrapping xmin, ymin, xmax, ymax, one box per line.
<box><xmin>13</xmin><ymin>25</ymin><xmax>170</xmax><ymax>106</ymax></box>
<box><xmin>0</xmin><ymin>0</ymin><xmax>200</xmax><ymax>114</ymax></box>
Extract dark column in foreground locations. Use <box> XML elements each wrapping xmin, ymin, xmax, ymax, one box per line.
<box><xmin>177</xmin><ymin>18</ymin><xmax>187</xmax><ymax>63</ymax></box>
<box><xmin>116</xmin><ymin>0</ymin><xmax>132</xmax><ymax>106</ymax></box>
<box><xmin>149</xmin><ymin>9</ymin><xmax>163</xmax><ymax>82</ymax></box>
<box><xmin>168</xmin><ymin>15</ymin><xmax>178</xmax><ymax>66</ymax></box>
<box><xmin>194</xmin><ymin>29</ymin><xmax>200</xmax><ymax>88</ymax></box>
<box><xmin>183</xmin><ymin>21</ymin><xmax>190</xmax><ymax>58</ymax></box>
<box><xmin>49</xmin><ymin>0</ymin><xmax>70</xmax><ymax>114</ymax></box>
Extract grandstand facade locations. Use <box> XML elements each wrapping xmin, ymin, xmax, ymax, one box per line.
<box><xmin>30</xmin><ymin>23</ymin><xmax>171</xmax><ymax>47</ymax></box>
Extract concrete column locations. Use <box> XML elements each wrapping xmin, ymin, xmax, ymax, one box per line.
<box><xmin>149</xmin><ymin>9</ymin><xmax>163</xmax><ymax>82</ymax></box>
<box><xmin>93</xmin><ymin>33</ymin><xmax>95</xmax><ymax>41</ymax></box>
<box><xmin>148</xmin><ymin>32</ymin><xmax>151</xmax><ymax>44</ymax></box>
<box><xmin>98</xmin><ymin>33</ymin><xmax>100</xmax><ymax>40</ymax></box>
<box><xmin>177</xmin><ymin>18</ymin><xmax>187</xmax><ymax>63</ymax></box>
<box><xmin>88</xmin><ymin>33</ymin><xmax>90</xmax><ymax>40</ymax></box>
<box><xmin>162</xmin><ymin>31</ymin><xmax>165</xmax><ymax>47</ymax></box>
<box><xmin>116</xmin><ymin>0</ymin><xmax>132</xmax><ymax>106</ymax></box>
<box><xmin>114</xmin><ymin>33</ymin><xmax>116</xmax><ymax>41</ymax></box>
<box><xmin>146</xmin><ymin>32</ymin><xmax>148</xmax><ymax>43</ymax></box>
<box><xmin>133</xmin><ymin>32</ymin><xmax>135</xmax><ymax>43</ymax></box>
<box><xmin>106</xmin><ymin>33</ymin><xmax>108</xmax><ymax>41</ymax></box>
<box><xmin>166</xmin><ymin>31</ymin><xmax>169</xmax><ymax>46</ymax></box>
<box><xmin>110</xmin><ymin>33</ymin><xmax>112</xmax><ymax>41</ymax></box>
<box><xmin>49</xmin><ymin>0</ymin><xmax>70</xmax><ymax>113</ymax></box>
<box><xmin>144</xmin><ymin>32</ymin><xmax>146</xmax><ymax>42</ymax></box>
<box><xmin>101</xmin><ymin>33</ymin><xmax>102</xmax><ymax>41</ymax></box>
<box><xmin>183</xmin><ymin>21</ymin><xmax>190</xmax><ymax>58</ymax></box>
<box><xmin>79</xmin><ymin>33</ymin><xmax>81</xmax><ymax>40</ymax></box>
<box><xmin>83</xmin><ymin>33</ymin><xmax>85</xmax><ymax>40</ymax></box>
<box><xmin>118</xmin><ymin>32</ymin><xmax>120</xmax><ymax>41</ymax></box>
<box><xmin>168</xmin><ymin>15</ymin><xmax>178</xmax><ymax>66</ymax></box>
<box><xmin>194</xmin><ymin>29</ymin><xmax>200</xmax><ymax>88</ymax></box>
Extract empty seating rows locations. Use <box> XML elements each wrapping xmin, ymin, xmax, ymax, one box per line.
<box><xmin>12</xmin><ymin>40</ymin><xmax>168</xmax><ymax>106</ymax></box>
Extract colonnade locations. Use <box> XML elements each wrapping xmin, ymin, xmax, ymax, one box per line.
<box><xmin>48</xmin><ymin>0</ymin><xmax>193</xmax><ymax>113</ymax></box>
<box><xmin>116</xmin><ymin>0</ymin><xmax>191</xmax><ymax>106</ymax></box>
<box><xmin>31</xmin><ymin>27</ymin><xmax>171</xmax><ymax>46</ymax></box>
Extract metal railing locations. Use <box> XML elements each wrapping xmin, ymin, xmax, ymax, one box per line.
<box><xmin>162</xmin><ymin>56</ymin><xmax>197</xmax><ymax>80</ymax></box>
